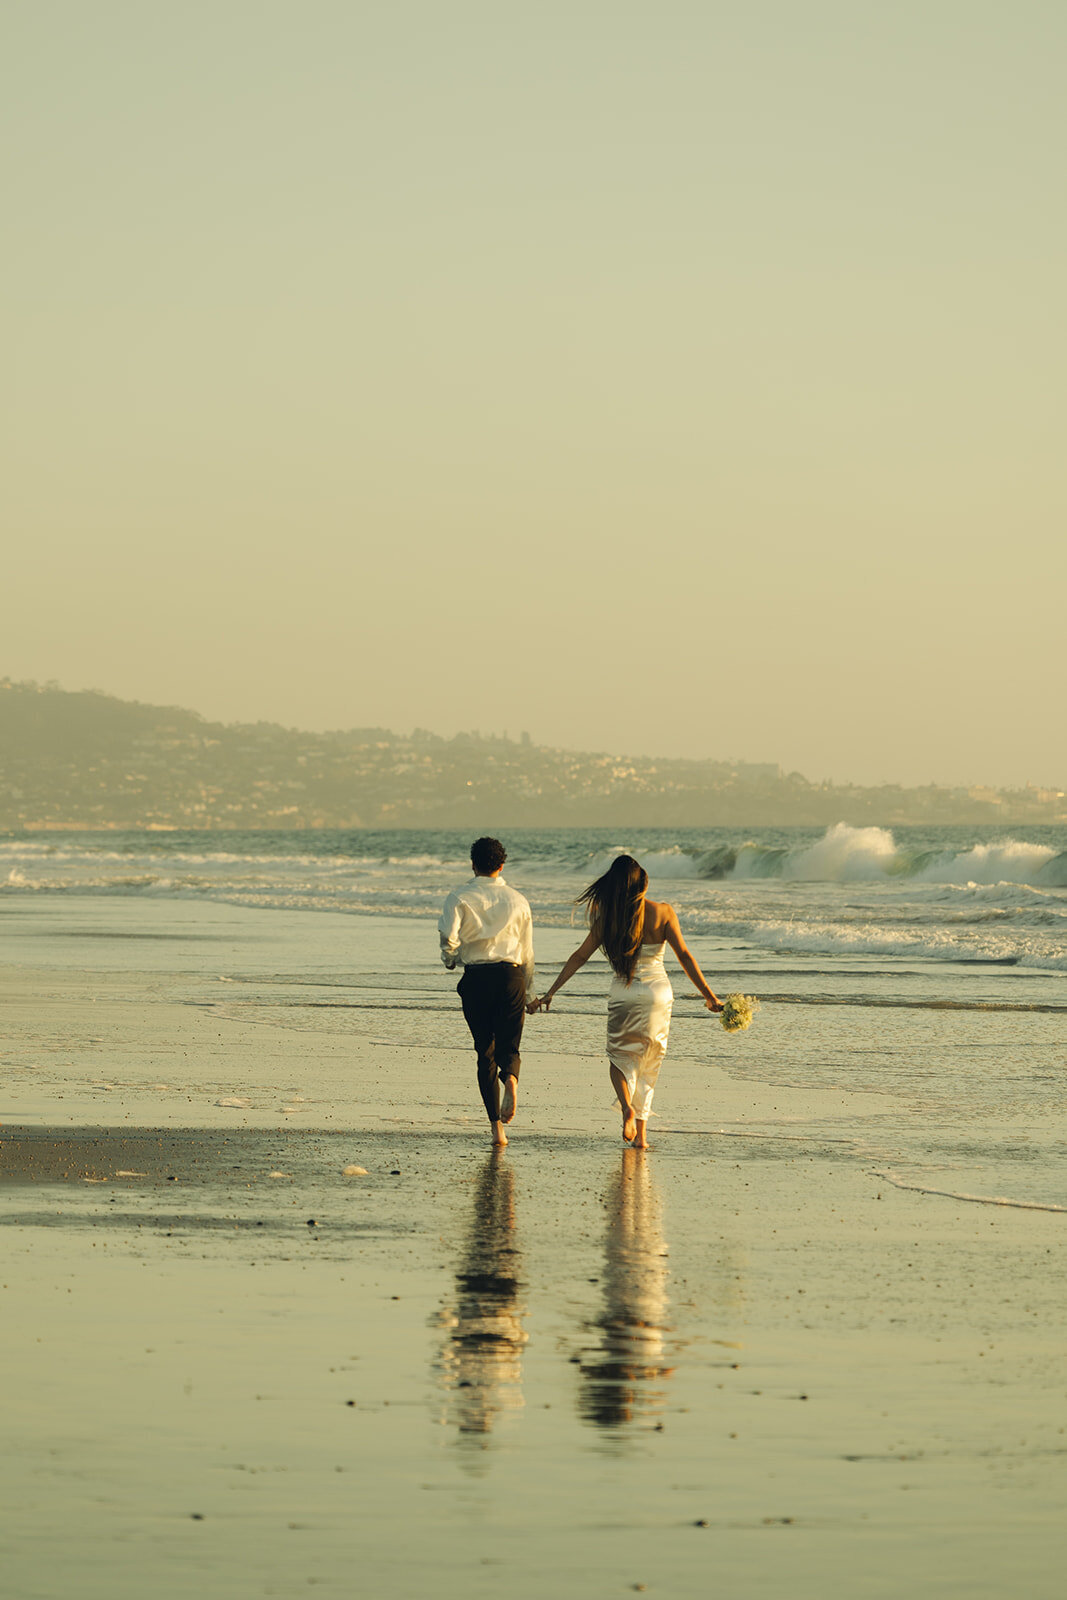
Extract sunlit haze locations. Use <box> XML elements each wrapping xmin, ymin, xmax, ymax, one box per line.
<box><xmin>4</xmin><ymin>2</ymin><xmax>1064</xmax><ymax>788</ymax></box>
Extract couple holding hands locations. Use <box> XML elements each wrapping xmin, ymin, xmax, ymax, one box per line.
<box><xmin>439</xmin><ymin>837</ymin><xmax>723</xmax><ymax>1149</ymax></box>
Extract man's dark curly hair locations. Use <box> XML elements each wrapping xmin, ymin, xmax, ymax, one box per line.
<box><xmin>470</xmin><ymin>836</ymin><xmax>507</xmax><ymax>875</ymax></box>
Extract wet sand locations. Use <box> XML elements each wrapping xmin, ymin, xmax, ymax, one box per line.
<box><xmin>4</xmin><ymin>1120</ymin><xmax>1067</xmax><ymax>1599</ymax></box>
<box><xmin>2</xmin><ymin>902</ymin><xmax>1066</xmax><ymax>1597</ymax></box>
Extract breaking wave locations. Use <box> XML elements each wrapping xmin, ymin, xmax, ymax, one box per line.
<box><xmin>619</xmin><ymin>825</ymin><xmax>1066</xmax><ymax>889</ymax></box>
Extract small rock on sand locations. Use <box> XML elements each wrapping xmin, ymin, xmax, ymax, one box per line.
<box><xmin>343</xmin><ymin>1165</ymin><xmax>369</xmax><ymax>1176</ymax></box>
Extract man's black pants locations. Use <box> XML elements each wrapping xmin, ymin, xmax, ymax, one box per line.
<box><xmin>456</xmin><ymin>962</ymin><xmax>526</xmax><ymax>1123</ymax></box>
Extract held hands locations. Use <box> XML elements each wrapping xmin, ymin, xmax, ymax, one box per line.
<box><xmin>526</xmin><ymin>993</ymin><xmax>554</xmax><ymax>1013</ymax></box>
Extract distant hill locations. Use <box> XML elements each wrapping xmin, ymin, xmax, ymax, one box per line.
<box><xmin>1</xmin><ymin>679</ymin><xmax>1063</xmax><ymax>829</ymax></box>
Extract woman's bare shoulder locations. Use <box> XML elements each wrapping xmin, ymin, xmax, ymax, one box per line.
<box><xmin>642</xmin><ymin>899</ymin><xmax>676</xmax><ymax>936</ymax></box>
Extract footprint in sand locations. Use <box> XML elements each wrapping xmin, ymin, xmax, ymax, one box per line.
<box><xmin>216</xmin><ymin>1096</ymin><xmax>252</xmax><ymax>1108</ymax></box>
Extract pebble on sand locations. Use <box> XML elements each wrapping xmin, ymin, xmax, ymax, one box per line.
<box><xmin>343</xmin><ymin>1165</ymin><xmax>369</xmax><ymax>1176</ymax></box>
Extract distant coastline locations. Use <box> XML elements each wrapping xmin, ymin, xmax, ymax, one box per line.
<box><xmin>2</xmin><ymin>679</ymin><xmax>1064</xmax><ymax>830</ymax></box>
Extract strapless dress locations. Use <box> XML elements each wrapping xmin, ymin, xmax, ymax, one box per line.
<box><xmin>606</xmin><ymin>942</ymin><xmax>673</xmax><ymax>1118</ymax></box>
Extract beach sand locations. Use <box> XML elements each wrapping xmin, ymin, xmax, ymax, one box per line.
<box><xmin>2</xmin><ymin>900</ymin><xmax>1065</xmax><ymax>1597</ymax></box>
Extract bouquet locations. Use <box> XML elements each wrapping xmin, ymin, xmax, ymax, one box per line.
<box><xmin>719</xmin><ymin>993</ymin><xmax>759</xmax><ymax>1033</ymax></box>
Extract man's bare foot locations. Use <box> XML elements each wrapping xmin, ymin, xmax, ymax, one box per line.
<box><xmin>621</xmin><ymin>1106</ymin><xmax>637</xmax><ymax>1143</ymax></box>
<box><xmin>631</xmin><ymin>1120</ymin><xmax>649</xmax><ymax>1150</ymax></box>
<box><xmin>491</xmin><ymin>1121</ymin><xmax>508</xmax><ymax>1147</ymax></box>
<box><xmin>500</xmin><ymin>1076</ymin><xmax>518</xmax><ymax>1124</ymax></box>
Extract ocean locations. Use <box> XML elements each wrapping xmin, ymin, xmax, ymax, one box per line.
<box><xmin>3</xmin><ymin>820</ymin><xmax>1065</xmax><ymax>978</ymax></box>
<box><xmin>2</xmin><ymin>821</ymin><xmax>1065</xmax><ymax>1207</ymax></box>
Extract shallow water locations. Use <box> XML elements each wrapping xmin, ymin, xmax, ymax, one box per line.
<box><xmin>3</xmin><ymin>883</ymin><xmax>1063</xmax><ymax>1211</ymax></box>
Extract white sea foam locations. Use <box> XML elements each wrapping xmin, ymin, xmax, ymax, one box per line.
<box><xmin>875</xmin><ymin>1170</ymin><xmax>1067</xmax><ymax>1213</ymax></box>
<box><xmin>777</xmin><ymin>824</ymin><xmax>900</xmax><ymax>882</ymax></box>
<box><xmin>633</xmin><ymin>848</ymin><xmax>705</xmax><ymax>879</ymax></box>
<box><xmin>384</xmin><ymin>854</ymin><xmax>456</xmax><ymax>868</ymax></box>
<box><xmin>681</xmin><ymin>910</ymin><xmax>1067</xmax><ymax>971</ymax></box>
<box><xmin>937</xmin><ymin>881</ymin><xmax>1053</xmax><ymax>902</ymax></box>
<box><xmin>915</xmin><ymin>839</ymin><xmax>1058</xmax><ymax>886</ymax></box>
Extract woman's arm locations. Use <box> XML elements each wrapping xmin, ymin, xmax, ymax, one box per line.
<box><xmin>535</xmin><ymin>928</ymin><xmax>600</xmax><ymax>1010</ymax></box>
<box><xmin>662</xmin><ymin>905</ymin><xmax>723</xmax><ymax>1010</ymax></box>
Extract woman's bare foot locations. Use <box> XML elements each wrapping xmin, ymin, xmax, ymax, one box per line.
<box><xmin>500</xmin><ymin>1076</ymin><xmax>518</xmax><ymax>1124</ymax></box>
<box><xmin>491</xmin><ymin>1122</ymin><xmax>508</xmax><ymax>1147</ymax></box>
<box><xmin>610</xmin><ymin>1065</ymin><xmax>636</xmax><ymax>1142</ymax></box>
<box><xmin>631</xmin><ymin>1119</ymin><xmax>649</xmax><ymax>1150</ymax></box>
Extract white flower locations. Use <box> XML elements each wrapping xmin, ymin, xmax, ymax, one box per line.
<box><xmin>720</xmin><ymin>993</ymin><xmax>759</xmax><ymax>1033</ymax></box>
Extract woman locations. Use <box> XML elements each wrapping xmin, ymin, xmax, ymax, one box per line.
<box><xmin>534</xmin><ymin>855</ymin><xmax>722</xmax><ymax>1148</ymax></box>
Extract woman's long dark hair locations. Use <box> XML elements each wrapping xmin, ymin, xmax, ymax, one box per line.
<box><xmin>578</xmin><ymin>855</ymin><xmax>649</xmax><ymax>983</ymax></box>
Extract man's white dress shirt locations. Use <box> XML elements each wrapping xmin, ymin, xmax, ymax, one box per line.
<box><xmin>438</xmin><ymin>874</ymin><xmax>536</xmax><ymax>1001</ymax></box>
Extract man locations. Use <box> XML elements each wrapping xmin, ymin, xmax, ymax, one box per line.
<box><xmin>439</xmin><ymin>837</ymin><xmax>536</xmax><ymax>1147</ymax></box>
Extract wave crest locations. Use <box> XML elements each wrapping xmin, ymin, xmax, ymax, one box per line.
<box><xmin>618</xmin><ymin>825</ymin><xmax>1064</xmax><ymax>890</ymax></box>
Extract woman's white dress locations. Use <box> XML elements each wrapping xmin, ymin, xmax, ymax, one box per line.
<box><xmin>606</xmin><ymin>942</ymin><xmax>673</xmax><ymax>1118</ymax></box>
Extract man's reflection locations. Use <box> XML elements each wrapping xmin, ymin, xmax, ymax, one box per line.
<box><xmin>433</xmin><ymin>1150</ymin><xmax>527</xmax><ymax>1447</ymax></box>
<box><xmin>578</xmin><ymin>1149</ymin><xmax>673</xmax><ymax>1429</ymax></box>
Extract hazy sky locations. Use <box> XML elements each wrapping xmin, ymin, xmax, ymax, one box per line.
<box><xmin>4</xmin><ymin>1</ymin><xmax>1064</xmax><ymax>788</ymax></box>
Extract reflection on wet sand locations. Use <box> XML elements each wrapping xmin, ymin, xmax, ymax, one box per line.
<box><xmin>578</xmin><ymin>1149</ymin><xmax>674</xmax><ymax>1430</ymax></box>
<box><xmin>433</xmin><ymin>1151</ymin><xmax>527</xmax><ymax>1450</ymax></box>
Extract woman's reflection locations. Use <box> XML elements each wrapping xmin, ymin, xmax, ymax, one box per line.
<box><xmin>578</xmin><ymin>1148</ymin><xmax>674</xmax><ymax>1430</ymax></box>
<box><xmin>434</xmin><ymin>1150</ymin><xmax>527</xmax><ymax>1446</ymax></box>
